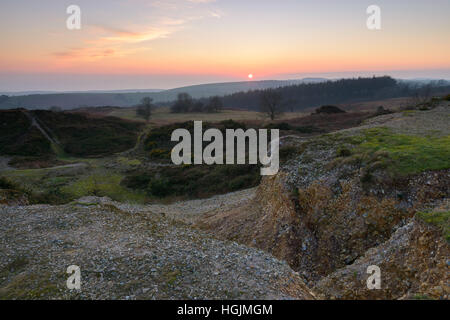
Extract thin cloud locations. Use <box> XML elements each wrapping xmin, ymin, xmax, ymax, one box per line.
<box><xmin>53</xmin><ymin>48</ymin><xmax>117</xmax><ymax>59</ymax></box>
<box><xmin>54</xmin><ymin>24</ymin><xmax>176</xmax><ymax>60</ymax></box>
<box><xmin>96</xmin><ymin>28</ymin><xmax>172</xmax><ymax>44</ymax></box>
<box><xmin>188</xmin><ymin>0</ymin><xmax>216</xmax><ymax>3</ymax></box>
<box><xmin>53</xmin><ymin>0</ymin><xmax>222</xmax><ymax>60</ymax></box>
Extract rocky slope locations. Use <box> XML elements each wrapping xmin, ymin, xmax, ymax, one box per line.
<box><xmin>0</xmin><ymin>196</ymin><xmax>313</xmax><ymax>300</ymax></box>
<box><xmin>195</xmin><ymin>102</ymin><xmax>450</xmax><ymax>299</ymax></box>
<box><xmin>315</xmin><ymin>216</ymin><xmax>449</xmax><ymax>300</ymax></box>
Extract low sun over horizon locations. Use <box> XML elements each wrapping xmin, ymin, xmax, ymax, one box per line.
<box><xmin>1</xmin><ymin>0</ymin><xmax>450</xmax><ymax>91</ymax></box>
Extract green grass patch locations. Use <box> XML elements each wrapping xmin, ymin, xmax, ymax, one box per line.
<box><xmin>416</xmin><ymin>210</ymin><xmax>449</xmax><ymax>242</ymax></box>
<box><xmin>325</xmin><ymin>128</ymin><xmax>450</xmax><ymax>177</ymax></box>
<box><xmin>2</xmin><ymin>164</ymin><xmax>147</xmax><ymax>205</ymax></box>
<box><xmin>60</xmin><ymin>173</ymin><xmax>146</xmax><ymax>203</ymax></box>
<box><xmin>117</xmin><ymin>157</ymin><xmax>141</xmax><ymax>166</ymax></box>
<box><xmin>354</xmin><ymin>128</ymin><xmax>450</xmax><ymax>176</ymax></box>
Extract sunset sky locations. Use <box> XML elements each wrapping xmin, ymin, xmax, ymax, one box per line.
<box><xmin>1</xmin><ymin>0</ymin><xmax>449</xmax><ymax>91</ymax></box>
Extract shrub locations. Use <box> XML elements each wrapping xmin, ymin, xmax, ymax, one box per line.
<box><xmin>148</xmin><ymin>178</ymin><xmax>172</xmax><ymax>197</ymax></box>
<box><xmin>124</xmin><ymin>164</ymin><xmax>260</xmax><ymax>200</ymax></box>
<box><xmin>265</xmin><ymin>122</ymin><xmax>291</xmax><ymax>130</ymax></box>
<box><xmin>295</xmin><ymin>126</ymin><xmax>322</xmax><ymax>134</ymax></box>
<box><xmin>228</xmin><ymin>175</ymin><xmax>254</xmax><ymax>191</ymax></box>
<box><xmin>149</xmin><ymin>148</ymin><xmax>170</xmax><ymax>160</ymax></box>
<box><xmin>314</xmin><ymin>105</ymin><xmax>346</xmax><ymax>114</ymax></box>
<box><xmin>336</xmin><ymin>147</ymin><xmax>352</xmax><ymax>157</ymax></box>
<box><xmin>0</xmin><ymin>176</ymin><xmax>15</xmax><ymax>189</ymax></box>
<box><xmin>280</xmin><ymin>146</ymin><xmax>300</xmax><ymax>160</ymax></box>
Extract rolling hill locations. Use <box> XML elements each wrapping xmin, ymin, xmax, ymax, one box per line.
<box><xmin>0</xmin><ymin>78</ymin><xmax>327</xmax><ymax>110</ymax></box>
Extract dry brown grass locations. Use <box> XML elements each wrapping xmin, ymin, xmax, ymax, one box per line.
<box><xmin>109</xmin><ymin>107</ymin><xmax>308</xmax><ymax>126</ymax></box>
<box><xmin>338</xmin><ymin>97</ymin><xmax>416</xmax><ymax>112</ymax></box>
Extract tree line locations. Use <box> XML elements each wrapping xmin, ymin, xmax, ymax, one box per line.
<box><xmin>220</xmin><ymin>76</ymin><xmax>403</xmax><ymax>111</ymax></box>
<box><xmin>135</xmin><ymin>76</ymin><xmax>449</xmax><ymax>122</ymax></box>
<box><xmin>135</xmin><ymin>94</ymin><xmax>224</xmax><ymax>122</ymax></box>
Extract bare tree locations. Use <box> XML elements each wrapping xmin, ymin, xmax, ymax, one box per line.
<box><xmin>260</xmin><ymin>89</ymin><xmax>283</xmax><ymax>120</ymax></box>
<box><xmin>171</xmin><ymin>93</ymin><xmax>193</xmax><ymax>113</ymax></box>
<box><xmin>136</xmin><ymin>97</ymin><xmax>153</xmax><ymax>123</ymax></box>
<box><xmin>191</xmin><ymin>101</ymin><xmax>204</xmax><ymax>112</ymax></box>
<box><xmin>412</xmin><ymin>84</ymin><xmax>432</xmax><ymax>106</ymax></box>
<box><xmin>205</xmin><ymin>96</ymin><xmax>223</xmax><ymax>113</ymax></box>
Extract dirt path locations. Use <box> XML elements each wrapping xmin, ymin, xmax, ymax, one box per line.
<box><xmin>22</xmin><ymin>111</ymin><xmax>60</xmax><ymax>146</ymax></box>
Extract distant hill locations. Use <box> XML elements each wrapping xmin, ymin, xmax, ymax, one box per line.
<box><xmin>3</xmin><ymin>77</ymin><xmax>447</xmax><ymax>111</ymax></box>
<box><xmin>0</xmin><ymin>89</ymin><xmax>163</xmax><ymax>96</ymax></box>
<box><xmin>0</xmin><ymin>78</ymin><xmax>327</xmax><ymax>110</ymax></box>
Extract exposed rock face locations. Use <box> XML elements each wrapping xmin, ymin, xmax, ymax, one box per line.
<box><xmin>198</xmin><ymin>167</ymin><xmax>448</xmax><ymax>299</ymax></box>
<box><xmin>196</xmin><ymin>173</ymin><xmax>311</xmax><ymax>271</ymax></box>
<box><xmin>294</xmin><ymin>179</ymin><xmax>412</xmax><ymax>281</ymax></box>
<box><xmin>198</xmin><ymin>173</ymin><xmax>414</xmax><ymax>284</ymax></box>
<box><xmin>196</xmin><ymin>104</ymin><xmax>450</xmax><ymax>299</ymax></box>
<box><xmin>314</xmin><ymin>219</ymin><xmax>449</xmax><ymax>300</ymax></box>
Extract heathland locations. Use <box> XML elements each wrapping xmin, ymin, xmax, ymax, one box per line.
<box><xmin>0</xmin><ymin>88</ymin><xmax>449</xmax><ymax>299</ymax></box>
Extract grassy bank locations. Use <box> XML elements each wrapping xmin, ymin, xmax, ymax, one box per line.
<box><xmin>327</xmin><ymin>127</ymin><xmax>450</xmax><ymax>178</ymax></box>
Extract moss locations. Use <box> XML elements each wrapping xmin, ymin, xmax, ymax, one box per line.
<box><xmin>61</xmin><ymin>173</ymin><xmax>146</xmax><ymax>204</ymax></box>
<box><xmin>0</xmin><ymin>272</ymin><xmax>59</xmax><ymax>300</ymax></box>
<box><xmin>165</xmin><ymin>270</ymin><xmax>181</xmax><ymax>286</ymax></box>
<box><xmin>149</xmin><ymin>148</ymin><xmax>170</xmax><ymax>160</ymax></box>
<box><xmin>402</xmin><ymin>110</ymin><xmax>417</xmax><ymax>116</ymax></box>
<box><xmin>416</xmin><ymin>210</ymin><xmax>449</xmax><ymax>242</ymax></box>
<box><xmin>340</xmin><ymin>128</ymin><xmax>450</xmax><ymax>177</ymax></box>
<box><xmin>412</xmin><ymin>294</ymin><xmax>434</xmax><ymax>300</ymax></box>
<box><xmin>0</xmin><ymin>257</ymin><xmax>29</xmax><ymax>279</ymax></box>
<box><xmin>117</xmin><ymin>157</ymin><xmax>141</xmax><ymax>166</ymax></box>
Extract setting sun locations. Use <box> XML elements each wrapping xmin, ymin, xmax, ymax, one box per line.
<box><xmin>248</xmin><ymin>74</ymin><xmax>254</xmax><ymax>80</ymax></box>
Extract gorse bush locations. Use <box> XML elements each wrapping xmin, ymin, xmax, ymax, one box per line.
<box><xmin>0</xmin><ymin>176</ymin><xmax>15</xmax><ymax>190</ymax></box>
<box><xmin>336</xmin><ymin>147</ymin><xmax>352</xmax><ymax>157</ymax></box>
<box><xmin>123</xmin><ymin>164</ymin><xmax>260</xmax><ymax>200</ymax></box>
<box><xmin>148</xmin><ymin>178</ymin><xmax>172</xmax><ymax>197</ymax></box>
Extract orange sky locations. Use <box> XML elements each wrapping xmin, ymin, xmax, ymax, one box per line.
<box><xmin>1</xmin><ymin>0</ymin><xmax>449</xmax><ymax>90</ymax></box>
